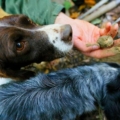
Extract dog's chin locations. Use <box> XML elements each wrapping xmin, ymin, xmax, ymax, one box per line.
<box><xmin>51</xmin><ymin>45</ymin><xmax>73</xmax><ymax>60</ymax></box>
<box><xmin>35</xmin><ymin>48</ymin><xmax>73</xmax><ymax>63</ymax></box>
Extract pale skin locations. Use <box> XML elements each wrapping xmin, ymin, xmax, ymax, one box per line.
<box><xmin>55</xmin><ymin>12</ymin><xmax>119</xmax><ymax>59</ymax></box>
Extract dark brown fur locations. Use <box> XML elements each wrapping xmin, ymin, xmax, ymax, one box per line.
<box><xmin>0</xmin><ymin>15</ymin><xmax>72</xmax><ymax>81</ymax></box>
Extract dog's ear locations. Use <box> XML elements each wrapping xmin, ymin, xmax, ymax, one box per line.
<box><xmin>103</xmin><ymin>74</ymin><xmax>120</xmax><ymax>120</ymax></box>
<box><xmin>16</xmin><ymin>15</ymin><xmax>37</xmax><ymax>28</ymax></box>
<box><xmin>0</xmin><ymin>15</ymin><xmax>37</xmax><ymax>28</ymax></box>
<box><xmin>0</xmin><ymin>15</ymin><xmax>21</xmax><ymax>25</ymax></box>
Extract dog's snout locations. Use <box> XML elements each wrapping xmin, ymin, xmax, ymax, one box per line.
<box><xmin>61</xmin><ymin>24</ymin><xmax>72</xmax><ymax>42</ymax></box>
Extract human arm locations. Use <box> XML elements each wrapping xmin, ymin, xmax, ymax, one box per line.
<box><xmin>0</xmin><ymin>0</ymin><xmax>64</xmax><ymax>25</ymax></box>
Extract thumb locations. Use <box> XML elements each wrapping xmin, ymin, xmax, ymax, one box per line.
<box><xmin>74</xmin><ymin>39</ymin><xmax>100</xmax><ymax>52</ymax></box>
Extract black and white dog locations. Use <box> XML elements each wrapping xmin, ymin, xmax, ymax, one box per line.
<box><xmin>0</xmin><ymin>62</ymin><xmax>120</xmax><ymax>120</ymax></box>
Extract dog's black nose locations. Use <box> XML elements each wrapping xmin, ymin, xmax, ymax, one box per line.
<box><xmin>61</xmin><ymin>24</ymin><xmax>72</xmax><ymax>42</ymax></box>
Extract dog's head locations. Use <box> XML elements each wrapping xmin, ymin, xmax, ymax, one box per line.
<box><xmin>0</xmin><ymin>15</ymin><xmax>73</xmax><ymax>70</ymax></box>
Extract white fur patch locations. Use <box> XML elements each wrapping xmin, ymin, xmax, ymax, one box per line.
<box><xmin>39</xmin><ymin>24</ymin><xmax>73</xmax><ymax>52</ymax></box>
<box><xmin>0</xmin><ymin>78</ymin><xmax>12</xmax><ymax>86</ymax></box>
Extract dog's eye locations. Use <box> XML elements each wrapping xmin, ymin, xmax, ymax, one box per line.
<box><xmin>16</xmin><ymin>41</ymin><xmax>25</xmax><ymax>51</ymax></box>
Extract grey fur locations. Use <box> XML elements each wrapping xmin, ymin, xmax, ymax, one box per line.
<box><xmin>0</xmin><ymin>63</ymin><xmax>120</xmax><ymax>120</ymax></box>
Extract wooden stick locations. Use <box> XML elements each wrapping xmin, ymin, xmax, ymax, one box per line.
<box><xmin>82</xmin><ymin>0</ymin><xmax>120</xmax><ymax>22</ymax></box>
<box><xmin>78</xmin><ymin>0</ymin><xmax>109</xmax><ymax>19</ymax></box>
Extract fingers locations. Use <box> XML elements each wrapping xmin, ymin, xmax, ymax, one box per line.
<box><xmin>108</xmin><ymin>24</ymin><xmax>118</xmax><ymax>38</ymax></box>
<box><xmin>74</xmin><ymin>38</ymin><xmax>100</xmax><ymax>52</ymax></box>
<box><xmin>83</xmin><ymin>49</ymin><xmax>115</xmax><ymax>59</ymax></box>
<box><xmin>84</xmin><ymin>38</ymin><xmax>120</xmax><ymax>58</ymax></box>
<box><xmin>100</xmin><ymin>22</ymin><xmax>118</xmax><ymax>38</ymax></box>
<box><xmin>100</xmin><ymin>22</ymin><xmax>111</xmax><ymax>35</ymax></box>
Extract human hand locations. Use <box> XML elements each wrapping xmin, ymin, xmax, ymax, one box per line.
<box><xmin>55</xmin><ymin>12</ymin><xmax>119</xmax><ymax>58</ymax></box>
<box><xmin>72</xmin><ymin>19</ymin><xmax>118</xmax><ymax>52</ymax></box>
<box><xmin>84</xmin><ymin>38</ymin><xmax>120</xmax><ymax>58</ymax></box>
<box><xmin>73</xmin><ymin>19</ymin><xmax>119</xmax><ymax>58</ymax></box>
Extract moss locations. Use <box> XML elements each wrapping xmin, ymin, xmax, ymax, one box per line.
<box><xmin>97</xmin><ymin>35</ymin><xmax>113</xmax><ymax>48</ymax></box>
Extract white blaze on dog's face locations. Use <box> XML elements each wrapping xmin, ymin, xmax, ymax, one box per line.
<box><xmin>39</xmin><ymin>24</ymin><xmax>73</xmax><ymax>53</ymax></box>
<box><xmin>0</xmin><ymin>23</ymin><xmax>73</xmax><ymax>53</ymax></box>
<box><xmin>0</xmin><ymin>15</ymin><xmax>73</xmax><ymax>70</ymax></box>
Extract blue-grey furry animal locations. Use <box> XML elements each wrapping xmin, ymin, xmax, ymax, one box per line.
<box><xmin>0</xmin><ymin>63</ymin><xmax>120</xmax><ymax>120</ymax></box>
